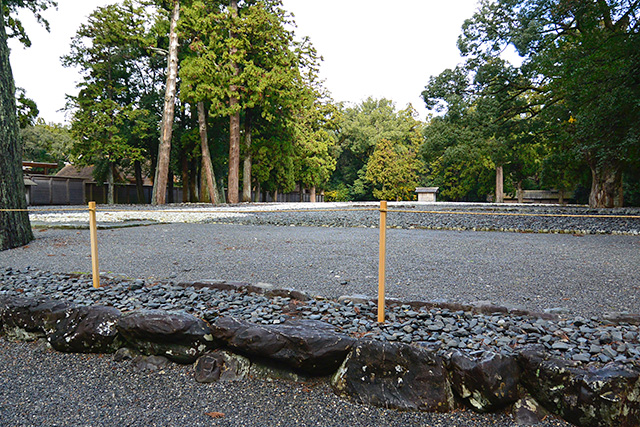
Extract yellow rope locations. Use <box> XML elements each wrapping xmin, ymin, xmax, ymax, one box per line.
<box><xmin>1</xmin><ymin>207</ymin><xmax>88</xmax><ymax>212</ymax></box>
<box><xmin>387</xmin><ymin>209</ymin><xmax>640</xmax><ymax>220</ymax></box>
<box><xmin>94</xmin><ymin>208</ymin><xmax>379</xmax><ymax>214</ymax></box>
<box><xmin>1</xmin><ymin>206</ymin><xmax>639</xmax><ymax>219</ymax></box>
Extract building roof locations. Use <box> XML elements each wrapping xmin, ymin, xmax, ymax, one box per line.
<box><xmin>56</xmin><ymin>164</ymin><xmax>96</xmax><ymax>181</ymax></box>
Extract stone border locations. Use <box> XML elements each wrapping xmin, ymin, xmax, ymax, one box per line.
<box><xmin>1</xmin><ymin>289</ymin><xmax>639</xmax><ymax>427</ymax></box>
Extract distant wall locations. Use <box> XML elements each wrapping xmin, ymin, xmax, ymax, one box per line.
<box><xmin>25</xmin><ymin>175</ymin><xmax>323</xmax><ymax>205</ymax></box>
<box><xmin>502</xmin><ymin>190</ymin><xmax>575</xmax><ymax>205</ymax></box>
<box><xmin>28</xmin><ymin>175</ymin><xmax>85</xmax><ymax>205</ymax></box>
<box><xmin>85</xmin><ymin>183</ymin><xmax>182</xmax><ymax>205</ymax></box>
<box><xmin>25</xmin><ymin>175</ymin><xmax>182</xmax><ymax>205</ymax></box>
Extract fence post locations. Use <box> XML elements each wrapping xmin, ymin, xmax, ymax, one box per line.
<box><xmin>378</xmin><ymin>200</ymin><xmax>387</xmax><ymax>323</ymax></box>
<box><xmin>88</xmin><ymin>201</ymin><xmax>100</xmax><ymax>288</ymax></box>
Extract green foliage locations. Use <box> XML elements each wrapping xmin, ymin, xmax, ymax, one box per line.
<box><xmin>20</xmin><ymin>119</ymin><xmax>74</xmax><ymax>169</ymax></box>
<box><xmin>365</xmin><ymin>138</ymin><xmax>421</xmax><ymax>201</ymax></box>
<box><xmin>421</xmin><ymin>117</ymin><xmax>494</xmax><ymax>202</ymax></box>
<box><xmin>324</xmin><ymin>183</ymin><xmax>350</xmax><ymax>202</ymax></box>
<box><xmin>2</xmin><ymin>0</ymin><xmax>56</xmax><ymax>47</ymax></box>
<box><xmin>180</xmin><ymin>0</ymin><xmax>298</xmax><ymax>116</ymax></box>
<box><xmin>293</xmin><ymin>70</ymin><xmax>340</xmax><ymax>190</ymax></box>
<box><xmin>15</xmin><ymin>87</ymin><xmax>38</xmax><ymax>128</ymax></box>
<box><xmin>451</xmin><ymin>0</ymin><xmax>640</xmax><ymax>206</ymax></box>
<box><xmin>331</xmin><ymin>98</ymin><xmax>424</xmax><ymax>201</ymax></box>
<box><xmin>180</xmin><ymin>0</ymin><xmax>337</xmax><ymax>194</ymax></box>
<box><xmin>62</xmin><ymin>0</ymin><xmax>162</xmax><ymax>183</ymax></box>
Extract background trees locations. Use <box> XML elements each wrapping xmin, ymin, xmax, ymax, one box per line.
<box><xmin>63</xmin><ymin>0</ymin><xmax>161</xmax><ymax>204</ymax></box>
<box><xmin>443</xmin><ymin>0</ymin><xmax>640</xmax><ymax>207</ymax></box>
<box><xmin>7</xmin><ymin>0</ymin><xmax>639</xmax><ymax>208</ymax></box>
<box><xmin>180</xmin><ymin>0</ymin><xmax>336</xmax><ymax>202</ymax></box>
<box><xmin>329</xmin><ymin>98</ymin><xmax>425</xmax><ymax>201</ymax></box>
<box><xmin>21</xmin><ymin>119</ymin><xmax>74</xmax><ymax>170</ymax></box>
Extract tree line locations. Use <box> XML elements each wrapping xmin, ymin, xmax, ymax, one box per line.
<box><xmin>2</xmin><ymin>0</ymin><xmax>639</xmax><ymax>249</ymax></box>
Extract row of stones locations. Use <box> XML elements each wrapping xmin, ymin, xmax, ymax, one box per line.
<box><xmin>221</xmin><ymin>208</ymin><xmax>640</xmax><ymax>235</ymax></box>
<box><xmin>1</xmin><ymin>295</ymin><xmax>639</xmax><ymax>427</ymax></box>
<box><xmin>2</xmin><ymin>267</ymin><xmax>640</xmax><ymax>367</ymax></box>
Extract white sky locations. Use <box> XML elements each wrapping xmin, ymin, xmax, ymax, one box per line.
<box><xmin>8</xmin><ymin>0</ymin><xmax>480</xmax><ymax>124</ymax></box>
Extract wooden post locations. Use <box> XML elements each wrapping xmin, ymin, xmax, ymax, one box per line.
<box><xmin>378</xmin><ymin>201</ymin><xmax>387</xmax><ymax>323</ymax></box>
<box><xmin>88</xmin><ymin>201</ymin><xmax>100</xmax><ymax>288</ymax></box>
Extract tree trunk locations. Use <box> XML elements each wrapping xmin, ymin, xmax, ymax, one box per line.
<box><xmin>516</xmin><ymin>180</ymin><xmax>523</xmax><ymax>203</ymax></box>
<box><xmin>198</xmin><ymin>102</ymin><xmax>219</xmax><ymax>204</ymax></box>
<box><xmin>559</xmin><ymin>189</ymin><xmax>565</xmax><ymax>205</ymax></box>
<box><xmin>0</xmin><ymin>21</ymin><xmax>33</xmax><ymax>250</ymax></box>
<box><xmin>188</xmin><ymin>159</ymin><xmax>197</xmax><ymax>202</ymax></box>
<box><xmin>229</xmin><ymin>111</ymin><xmax>240</xmax><ymax>204</ymax></box>
<box><xmin>225</xmin><ymin>0</ymin><xmax>241</xmax><ymax>204</ymax></box>
<box><xmin>107</xmin><ymin>162</ymin><xmax>115</xmax><ymax>204</ymax></box>
<box><xmin>152</xmin><ymin>0</ymin><xmax>180</xmax><ymax>205</ymax></box>
<box><xmin>255</xmin><ymin>181</ymin><xmax>261</xmax><ymax>202</ymax></box>
<box><xmin>168</xmin><ymin>170</ymin><xmax>174</xmax><ymax>203</ymax></box>
<box><xmin>242</xmin><ymin>110</ymin><xmax>252</xmax><ymax>202</ymax></box>
<box><xmin>589</xmin><ymin>164</ymin><xmax>622</xmax><ymax>208</ymax></box>
<box><xmin>199</xmin><ymin>161</ymin><xmax>210</xmax><ymax>203</ymax></box>
<box><xmin>495</xmin><ymin>165</ymin><xmax>504</xmax><ymax>203</ymax></box>
<box><xmin>310</xmin><ymin>186</ymin><xmax>316</xmax><ymax>203</ymax></box>
<box><xmin>273</xmin><ymin>189</ymin><xmax>278</xmax><ymax>202</ymax></box>
<box><xmin>181</xmin><ymin>154</ymin><xmax>189</xmax><ymax>202</ymax></box>
<box><xmin>134</xmin><ymin>160</ymin><xmax>145</xmax><ymax>204</ymax></box>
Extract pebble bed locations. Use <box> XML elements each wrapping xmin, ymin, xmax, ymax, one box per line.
<box><xmin>223</xmin><ymin>205</ymin><xmax>640</xmax><ymax>236</ymax></box>
<box><xmin>2</xmin><ymin>266</ymin><xmax>639</xmax><ymax>369</ymax></box>
<box><xmin>27</xmin><ymin>202</ymin><xmax>640</xmax><ymax>234</ymax></box>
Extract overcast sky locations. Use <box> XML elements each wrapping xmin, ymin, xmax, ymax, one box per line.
<box><xmin>8</xmin><ymin>0</ymin><xmax>480</xmax><ymax>124</ymax></box>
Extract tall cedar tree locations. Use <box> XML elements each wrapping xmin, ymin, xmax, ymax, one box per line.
<box><xmin>152</xmin><ymin>0</ymin><xmax>180</xmax><ymax>204</ymax></box>
<box><xmin>180</xmin><ymin>0</ymin><xmax>313</xmax><ymax>200</ymax></box>
<box><xmin>0</xmin><ymin>0</ymin><xmax>57</xmax><ymax>250</ymax></box>
<box><xmin>63</xmin><ymin>1</ymin><xmax>153</xmax><ymax>204</ymax></box>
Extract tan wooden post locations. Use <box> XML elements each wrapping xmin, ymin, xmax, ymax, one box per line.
<box><xmin>378</xmin><ymin>201</ymin><xmax>387</xmax><ymax>323</ymax></box>
<box><xmin>88</xmin><ymin>201</ymin><xmax>100</xmax><ymax>288</ymax></box>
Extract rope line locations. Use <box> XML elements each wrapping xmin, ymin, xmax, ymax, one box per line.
<box><xmin>1</xmin><ymin>207</ymin><xmax>88</xmax><ymax>212</ymax></box>
<box><xmin>387</xmin><ymin>209</ymin><xmax>640</xmax><ymax>220</ymax></box>
<box><xmin>92</xmin><ymin>208</ymin><xmax>379</xmax><ymax>214</ymax></box>
<box><xmin>1</xmin><ymin>206</ymin><xmax>640</xmax><ymax>219</ymax></box>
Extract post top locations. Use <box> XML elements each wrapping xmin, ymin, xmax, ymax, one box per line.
<box><xmin>415</xmin><ymin>187</ymin><xmax>439</xmax><ymax>193</ymax></box>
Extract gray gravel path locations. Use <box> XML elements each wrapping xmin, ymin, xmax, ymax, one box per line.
<box><xmin>2</xmin><ymin>203</ymin><xmax>639</xmax><ymax>427</ymax></box>
<box><xmin>1</xmin><ymin>222</ymin><xmax>638</xmax><ymax>317</ymax></box>
<box><xmin>0</xmin><ymin>339</ymin><xmax>571</xmax><ymax>427</ymax></box>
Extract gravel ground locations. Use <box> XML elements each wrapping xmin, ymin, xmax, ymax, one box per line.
<box><xmin>26</xmin><ymin>202</ymin><xmax>640</xmax><ymax>235</ymax></box>
<box><xmin>1</xmin><ymin>202</ymin><xmax>639</xmax><ymax>427</ymax></box>
<box><xmin>0</xmin><ymin>339</ymin><xmax>572</xmax><ymax>427</ymax></box>
<box><xmin>2</xmin><ymin>221</ymin><xmax>639</xmax><ymax>317</ymax></box>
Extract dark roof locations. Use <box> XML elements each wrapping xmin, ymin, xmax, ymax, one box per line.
<box><xmin>55</xmin><ymin>164</ymin><xmax>96</xmax><ymax>181</ymax></box>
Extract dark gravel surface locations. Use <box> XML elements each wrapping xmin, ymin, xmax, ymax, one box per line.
<box><xmin>1</xmin><ymin>203</ymin><xmax>639</xmax><ymax>427</ymax></box>
<box><xmin>1</xmin><ymin>222</ymin><xmax>639</xmax><ymax>317</ymax></box>
<box><xmin>218</xmin><ymin>203</ymin><xmax>640</xmax><ymax>235</ymax></box>
<box><xmin>0</xmin><ymin>338</ymin><xmax>572</xmax><ymax>427</ymax></box>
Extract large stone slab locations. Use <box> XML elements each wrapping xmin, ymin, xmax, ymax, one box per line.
<box><xmin>210</xmin><ymin>316</ymin><xmax>355</xmax><ymax>375</ymax></box>
<box><xmin>0</xmin><ymin>296</ymin><xmax>72</xmax><ymax>340</ymax></box>
<box><xmin>447</xmin><ymin>350</ymin><xmax>521</xmax><ymax>412</ymax></box>
<box><xmin>43</xmin><ymin>305</ymin><xmax>122</xmax><ymax>353</ymax></box>
<box><xmin>117</xmin><ymin>310</ymin><xmax>216</xmax><ymax>363</ymax></box>
<box><xmin>518</xmin><ymin>345</ymin><xmax>640</xmax><ymax>427</ymax></box>
<box><xmin>331</xmin><ymin>339</ymin><xmax>455</xmax><ymax>412</ymax></box>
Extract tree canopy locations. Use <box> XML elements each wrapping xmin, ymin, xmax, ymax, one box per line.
<box><xmin>329</xmin><ymin>98</ymin><xmax>425</xmax><ymax>201</ymax></box>
<box><xmin>430</xmin><ymin>0</ymin><xmax>640</xmax><ymax>207</ymax></box>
